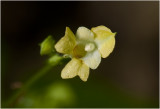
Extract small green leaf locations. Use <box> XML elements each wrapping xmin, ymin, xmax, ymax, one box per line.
<box><xmin>40</xmin><ymin>35</ymin><xmax>55</xmax><ymax>55</ymax></box>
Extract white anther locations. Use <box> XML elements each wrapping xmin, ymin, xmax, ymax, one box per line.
<box><xmin>85</xmin><ymin>43</ymin><xmax>95</xmax><ymax>52</ymax></box>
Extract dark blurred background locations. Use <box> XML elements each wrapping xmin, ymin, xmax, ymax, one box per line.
<box><xmin>1</xmin><ymin>1</ymin><xmax>159</xmax><ymax>108</ymax></box>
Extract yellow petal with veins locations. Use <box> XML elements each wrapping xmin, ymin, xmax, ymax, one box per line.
<box><xmin>91</xmin><ymin>25</ymin><xmax>116</xmax><ymax>58</ymax></box>
<box><xmin>78</xmin><ymin>63</ymin><xmax>89</xmax><ymax>82</ymax></box>
<box><xmin>61</xmin><ymin>58</ymin><xmax>80</xmax><ymax>79</ymax></box>
<box><xmin>98</xmin><ymin>34</ymin><xmax>115</xmax><ymax>58</ymax></box>
<box><xmin>61</xmin><ymin>58</ymin><xmax>89</xmax><ymax>82</ymax></box>
<box><xmin>55</xmin><ymin>27</ymin><xmax>76</xmax><ymax>54</ymax></box>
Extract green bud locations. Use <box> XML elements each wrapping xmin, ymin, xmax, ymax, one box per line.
<box><xmin>48</xmin><ymin>55</ymin><xmax>63</xmax><ymax>66</ymax></box>
<box><xmin>40</xmin><ymin>35</ymin><xmax>55</xmax><ymax>55</ymax></box>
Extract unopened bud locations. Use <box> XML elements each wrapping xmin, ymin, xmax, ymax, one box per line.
<box><xmin>40</xmin><ymin>35</ymin><xmax>55</xmax><ymax>55</ymax></box>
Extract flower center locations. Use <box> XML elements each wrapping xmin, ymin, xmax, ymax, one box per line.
<box><xmin>73</xmin><ymin>43</ymin><xmax>86</xmax><ymax>58</ymax></box>
<box><xmin>73</xmin><ymin>42</ymin><xmax>95</xmax><ymax>58</ymax></box>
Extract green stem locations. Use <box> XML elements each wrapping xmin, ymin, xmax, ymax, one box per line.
<box><xmin>5</xmin><ymin>54</ymin><xmax>66</xmax><ymax>107</ymax></box>
<box><xmin>6</xmin><ymin>64</ymin><xmax>53</xmax><ymax>107</ymax></box>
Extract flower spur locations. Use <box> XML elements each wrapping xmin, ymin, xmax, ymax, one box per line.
<box><xmin>55</xmin><ymin>25</ymin><xmax>116</xmax><ymax>82</ymax></box>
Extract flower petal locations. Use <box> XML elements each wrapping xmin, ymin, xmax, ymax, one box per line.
<box><xmin>55</xmin><ymin>27</ymin><xmax>76</xmax><ymax>54</ymax></box>
<box><xmin>61</xmin><ymin>58</ymin><xmax>90</xmax><ymax>82</ymax></box>
<box><xmin>97</xmin><ymin>34</ymin><xmax>115</xmax><ymax>58</ymax></box>
<box><xmin>91</xmin><ymin>25</ymin><xmax>116</xmax><ymax>58</ymax></box>
<box><xmin>82</xmin><ymin>50</ymin><xmax>101</xmax><ymax>69</ymax></box>
<box><xmin>61</xmin><ymin>58</ymin><xmax>80</xmax><ymax>79</ymax></box>
<box><xmin>92</xmin><ymin>25</ymin><xmax>112</xmax><ymax>33</ymax></box>
<box><xmin>76</xmin><ymin>27</ymin><xmax>94</xmax><ymax>40</ymax></box>
<box><xmin>78</xmin><ymin>63</ymin><xmax>89</xmax><ymax>82</ymax></box>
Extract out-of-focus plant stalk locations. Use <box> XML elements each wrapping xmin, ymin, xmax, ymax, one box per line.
<box><xmin>5</xmin><ymin>54</ymin><xmax>65</xmax><ymax>107</ymax></box>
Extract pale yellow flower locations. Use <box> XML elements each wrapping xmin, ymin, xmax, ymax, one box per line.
<box><xmin>55</xmin><ymin>25</ymin><xmax>116</xmax><ymax>82</ymax></box>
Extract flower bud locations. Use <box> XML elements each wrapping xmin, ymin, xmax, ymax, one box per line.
<box><xmin>48</xmin><ymin>54</ymin><xmax>63</xmax><ymax>66</ymax></box>
<box><xmin>40</xmin><ymin>35</ymin><xmax>55</xmax><ymax>55</ymax></box>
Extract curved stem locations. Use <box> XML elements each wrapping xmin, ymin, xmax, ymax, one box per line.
<box><xmin>6</xmin><ymin>64</ymin><xmax>53</xmax><ymax>107</ymax></box>
<box><xmin>5</xmin><ymin>53</ymin><xmax>67</xmax><ymax>107</ymax></box>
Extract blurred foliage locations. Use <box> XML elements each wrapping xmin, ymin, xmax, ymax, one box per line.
<box><xmin>15</xmin><ymin>81</ymin><xmax>76</xmax><ymax>108</ymax></box>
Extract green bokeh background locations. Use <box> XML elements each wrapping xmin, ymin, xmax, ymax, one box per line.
<box><xmin>1</xmin><ymin>1</ymin><xmax>159</xmax><ymax>108</ymax></box>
